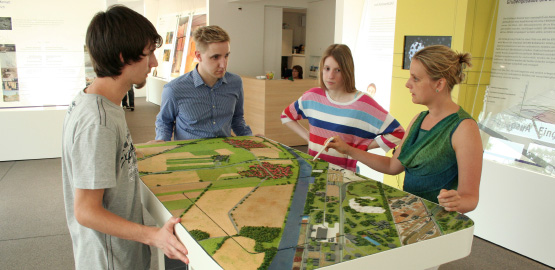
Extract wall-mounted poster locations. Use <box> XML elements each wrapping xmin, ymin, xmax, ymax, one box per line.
<box><xmin>0</xmin><ymin>17</ymin><xmax>12</xmax><ymax>30</ymax></box>
<box><xmin>154</xmin><ymin>15</ymin><xmax>179</xmax><ymax>80</ymax></box>
<box><xmin>154</xmin><ymin>13</ymin><xmax>206</xmax><ymax>79</ymax></box>
<box><xmin>163</xmin><ymin>49</ymin><xmax>171</xmax><ymax>62</ymax></box>
<box><xmin>165</xmin><ymin>32</ymin><xmax>174</xmax><ymax>44</ymax></box>
<box><xmin>402</xmin><ymin>36</ymin><xmax>452</xmax><ymax>70</ymax></box>
<box><xmin>184</xmin><ymin>14</ymin><xmax>206</xmax><ymax>74</ymax></box>
<box><xmin>0</xmin><ymin>44</ymin><xmax>18</xmax><ymax>102</ymax></box>
<box><xmin>171</xmin><ymin>16</ymin><xmax>189</xmax><ymax>77</ymax></box>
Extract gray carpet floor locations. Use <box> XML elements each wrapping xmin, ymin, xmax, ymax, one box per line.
<box><xmin>0</xmin><ymin>97</ymin><xmax>551</xmax><ymax>270</ymax></box>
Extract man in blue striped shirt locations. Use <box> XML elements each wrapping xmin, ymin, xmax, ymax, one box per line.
<box><xmin>155</xmin><ymin>25</ymin><xmax>252</xmax><ymax>141</ymax></box>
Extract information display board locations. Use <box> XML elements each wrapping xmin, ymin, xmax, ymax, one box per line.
<box><xmin>153</xmin><ymin>13</ymin><xmax>206</xmax><ymax>81</ymax></box>
<box><xmin>0</xmin><ymin>0</ymin><xmax>103</xmax><ymax>108</ymax></box>
<box><xmin>479</xmin><ymin>0</ymin><xmax>555</xmax><ymax>177</ymax></box>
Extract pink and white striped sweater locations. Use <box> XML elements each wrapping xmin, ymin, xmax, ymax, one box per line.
<box><xmin>282</xmin><ymin>87</ymin><xmax>405</xmax><ymax>171</ymax></box>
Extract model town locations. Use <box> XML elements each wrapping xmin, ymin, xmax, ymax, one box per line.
<box><xmin>136</xmin><ymin>136</ymin><xmax>473</xmax><ymax>270</ymax></box>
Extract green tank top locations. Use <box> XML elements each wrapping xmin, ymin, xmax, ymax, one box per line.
<box><xmin>398</xmin><ymin>107</ymin><xmax>473</xmax><ymax>203</ymax></box>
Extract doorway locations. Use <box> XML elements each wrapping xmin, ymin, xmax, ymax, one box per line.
<box><xmin>281</xmin><ymin>8</ymin><xmax>307</xmax><ymax>79</ymax></box>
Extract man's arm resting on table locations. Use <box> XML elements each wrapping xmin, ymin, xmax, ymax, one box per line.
<box><xmin>231</xmin><ymin>88</ymin><xmax>252</xmax><ymax>136</ymax></box>
<box><xmin>74</xmin><ymin>188</ymin><xmax>189</xmax><ymax>264</ymax></box>
<box><xmin>231</xmin><ymin>116</ymin><xmax>253</xmax><ymax>136</ymax></box>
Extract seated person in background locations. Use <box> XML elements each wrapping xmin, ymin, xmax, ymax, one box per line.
<box><xmin>326</xmin><ymin>45</ymin><xmax>482</xmax><ymax>214</ymax></box>
<box><xmin>292</xmin><ymin>65</ymin><xmax>303</xmax><ymax>79</ymax></box>
<box><xmin>281</xmin><ymin>44</ymin><xmax>405</xmax><ymax>172</ymax></box>
<box><xmin>155</xmin><ymin>25</ymin><xmax>252</xmax><ymax>141</ymax></box>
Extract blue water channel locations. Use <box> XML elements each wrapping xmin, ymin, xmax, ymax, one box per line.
<box><xmin>268</xmin><ymin>148</ymin><xmax>314</xmax><ymax>270</ymax></box>
<box><xmin>363</xmin><ymin>236</ymin><xmax>381</xmax><ymax>246</ymax></box>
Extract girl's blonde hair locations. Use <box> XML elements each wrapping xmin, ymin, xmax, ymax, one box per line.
<box><xmin>412</xmin><ymin>45</ymin><xmax>472</xmax><ymax>91</ymax></box>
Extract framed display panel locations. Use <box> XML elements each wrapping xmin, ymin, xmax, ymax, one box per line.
<box><xmin>171</xmin><ymin>15</ymin><xmax>189</xmax><ymax>78</ymax></box>
<box><xmin>402</xmin><ymin>36</ymin><xmax>452</xmax><ymax>70</ymax></box>
<box><xmin>478</xmin><ymin>0</ymin><xmax>555</xmax><ymax>178</ymax></box>
<box><xmin>183</xmin><ymin>14</ymin><xmax>206</xmax><ymax>74</ymax></box>
<box><xmin>153</xmin><ymin>15</ymin><xmax>178</xmax><ymax>80</ymax></box>
<box><xmin>153</xmin><ymin>13</ymin><xmax>206</xmax><ymax>80</ymax></box>
<box><xmin>0</xmin><ymin>0</ymin><xmax>103</xmax><ymax>109</ymax></box>
<box><xmin>137</xmin><ymin>136</ymin><xmax>474</xmax><ymax>270</ymax></box>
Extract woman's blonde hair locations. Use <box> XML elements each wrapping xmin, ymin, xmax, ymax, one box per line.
<box><xmin>193</xmin><ymin>25</ymin><xmax>230</xmax><ymax>53</ymax></box>
<box><xmin>412</xmin><ymin>45</ymin><xmax>472</xmax><ymax>91</ymax></box>
<box><xmin>319</xmin><ymin>44</ymin><xmax>356</xmax><ymax>93</ymax></box>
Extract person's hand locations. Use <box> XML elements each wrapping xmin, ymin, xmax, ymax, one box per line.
<box><xmin>325</xmin><ymin>136</ymin><xmax>351</xmax><ymax>155</ymax></box>
<box><xmin>437</xmin><ymin>189</ymin><xmax>461</xmax><ymax>212</ymax></box>
<box><xmin>153</xmin><ymin>217</ymin><xmax>189</xmax><ymax>264</ymax></box>
<box><xmin>254</xmin><ymin>133</ymin><xmax>265</xmax><ymax>137</ymax></box>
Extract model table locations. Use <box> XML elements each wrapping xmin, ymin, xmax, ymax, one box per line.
<box><xmin>137</xmin><ymin>136</ymin><xmax>474</xmax><ymax>270</ymax></box>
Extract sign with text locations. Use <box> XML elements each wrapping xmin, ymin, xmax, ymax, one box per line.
<box><xmin>479</xmin><ymin>0</ymin><xmax>555</xmax><ymax>176</ymax></box>
<box><xmin>0</xmin><ymin>0</ymin><xmax>103</xmax><ymax>108</ymax></box>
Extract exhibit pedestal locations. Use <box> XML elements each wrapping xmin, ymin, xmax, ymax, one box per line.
<box><xmin>467</xmin><ymin>160</ymin><xmax>555</xmax><ymax>268</ymax></box>
<box><xmin>138</xmin><ymin>137</ymin><xmax>475</xmax><ymax>270</ymax></box>
<box><xmin>0</xmin><ymin>107</ymin><xmax>67</xmax><ymax>161</ymax></box>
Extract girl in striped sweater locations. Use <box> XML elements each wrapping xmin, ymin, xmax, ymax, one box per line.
<box><xmin>281</xmin><ymin>44</ymin><xmax>405</xmax><ymax>171</ymax></box>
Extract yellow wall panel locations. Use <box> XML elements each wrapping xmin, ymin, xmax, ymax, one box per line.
<box><xmin>460</xmin><ymin>0</ymin><xmax>498</xmax><ymax>118</ymax></box>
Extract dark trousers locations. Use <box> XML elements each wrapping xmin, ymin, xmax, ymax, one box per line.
<box><xmin>122</xmin><ymin>88</ymin><xmax>135</xmax><ymax>107</ymax></box>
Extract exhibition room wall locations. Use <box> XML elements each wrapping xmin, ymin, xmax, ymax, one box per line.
<box><xmin>147</xmin><ymin>0</ymin><xmax>338</xmax><ymax>104</ymax></box>
<box><xmin>2</xmin><ymin>0</ymin><xmax>554</xmax><ymax>267</ymax></box>
<box><xmin>0</xmin><ymin>0</ymin><xmax>105</xmax><ymax>161</ymax></box>
<box><xmin>208</xmin><ymin>0</ymin><xmax>335</xmax><ymax>78</ymax></box>
<box><xmin>0</xmin><ymin>0</ymin><xmax>342</xmax><ymax>161</ymax></box>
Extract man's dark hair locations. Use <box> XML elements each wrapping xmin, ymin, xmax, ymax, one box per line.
<box><xmin>86</xmin><ymin>5</ymin><xmax>162</xmax><ymax>78</ymax></box>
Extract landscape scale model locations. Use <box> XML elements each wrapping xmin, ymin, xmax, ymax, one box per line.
<box><xmin>136</xmin><ymin>136</ymin><xmax>474</xmax><ymax>270</ymax></box>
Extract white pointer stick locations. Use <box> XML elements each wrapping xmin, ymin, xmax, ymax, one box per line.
<box><xmin>313</xmin><ymin>137</ymin><xmax>335</xmax><ymax>161</ymax></box>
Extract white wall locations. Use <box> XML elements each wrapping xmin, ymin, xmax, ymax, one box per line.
<box><xmin>208</xmin><ymin>0</ymin><xmax>309</xmax><ymax>76</ymax></box>
<box><xmin>155</xmin><ymin>0</ymin><xmax>206</xmax><ymax>16</ymax></box>
<box><xmin>209</xmin><ymin>0</ymin><xmax>267</xmax><ymax>76</ymax></box>
<box><xmin>263</xmin><ymin>6</ymin><xmax>283</xmax><ymax>79</ymax></box>
<box><xmin>335</xmin><ymin>0</ymin><xmax>365</xmax><ymax>48</ymax></box>
<box><xmin>306</xmin><ymin>0</ymin><xmax>336</xmax><ymax>59</ymax></box>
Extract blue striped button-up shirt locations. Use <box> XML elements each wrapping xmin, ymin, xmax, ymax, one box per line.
<box><xmin>155</xmin><ymin>67</ymin><xmax>252</xmax><ymax>141</ymax></box>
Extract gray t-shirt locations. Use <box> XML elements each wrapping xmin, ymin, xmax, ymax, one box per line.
<box><xmin>62</xmin><ymin>90</ymin><xmax>150</xmax><ymax>269</ymax></box>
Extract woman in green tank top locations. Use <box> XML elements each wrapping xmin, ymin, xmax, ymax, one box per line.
<box><xmin>326</xmin><ymin>45</ymin><xmax>482</xmax><ymax>214</ymax></box>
